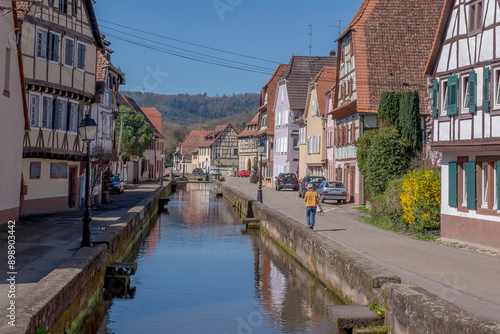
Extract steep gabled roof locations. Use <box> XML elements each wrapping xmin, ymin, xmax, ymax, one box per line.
<box><xmin>258</xmin><ymin>64</ymin><xmax>287</xmax><ymax>136</ymax></box>
<box><xmin>237</xmin><ymin>113</ymin><xmax>260</xmax><ymax>138</ymax></box>
<box><xmin>180</xmin><ymin>130</ymin><xmax>212</xmax><ymax>155</ymax></box>
<box><xmin>336</xmin><ymin>0</ymin><xmax>444</xmax><ymax>114</ymax></box>
<box><xmin>141</xmin><ymin>107</ymin><xmax>162</xmax><ymax>135</ymax></box>
<box><xmin>280</xmin><ymin>55</ymin><xmax>336</xmax><ymax>111</ymax></box>
<box><xmin>307</xmin><ymin>66</ymin><xmax>337</xmax><ymax>117</ymax></box>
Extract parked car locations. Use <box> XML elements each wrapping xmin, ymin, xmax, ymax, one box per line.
<box><xmin>275</xmin><ymin>173</ymin><xmax>299</xmax><ymax>191</ymax></box>
<box><xmin>109</xmin><ymin>175</ymin><xmax>124</xmax><ymax>194</ymax></box>
<box><xmin>192</xmin><ymin>168</ymin><xmax>204</xmax><ymax>175</ymax></box>
<box><xmin>238</xmin><ymin>170</ymin><xmax>251</xmax><ymax>177</ymax></box>
<box><xmin>298</xmin><ymin>176</ymin><xmax>326</xmax><ymax>198</ymax></box>
<box><xmin>316</xmin><ymin>180</ymin><xmax>347</xmax><ymax>204</ymax></box>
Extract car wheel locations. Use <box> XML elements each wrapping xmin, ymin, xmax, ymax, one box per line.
<box><xmin>337</xmin><ymin>200</ymin><xmax>341</xmax><ymax>204</ymax></box>
<box><xmin>321</xmin><ymin>196</ymin><xmax>325</xmax><ymax>203</ymax></box>
<box><xmin>277</xmin><ymin>186</ymin><xmax>281</xmax><ymax>191</ymax></box>
<box><xmin>343</xmin><ymin>199</ymin><xmax>346</xmax><ymax>204</ymax></box>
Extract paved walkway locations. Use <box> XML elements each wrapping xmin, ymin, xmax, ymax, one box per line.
<box><xmin>0</xmin><ymin>182</ymin><xmax>162</xmax><ymax>310</ymax></box>
<box><xmin>224</xmin><ymin>177</ymin><xmax>500</xmax><ymax>323</ymax></box>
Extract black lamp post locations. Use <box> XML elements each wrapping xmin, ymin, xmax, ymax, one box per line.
<box><xmin>160</xmin><ymin>151</ymin><xmax>165</xmax><ymax>187</ymax></box>
<box><xmin>182</xmin><ymin>157</ymin><xmax>186</xmax><ymax>178</ymax></box>
<box><xmin>78</xmin><ymin>113</ymin><xmax>97</xmax><ymax>248</ymax></box>
<box><xmin>205</xmin><ymin>158</ymin><xmax>209</xmax><ymax>181</ymax></box>
<box><xmin>257</xmin><ymin>143</ymin><xmax>265</xmax><ymax>203</ymax></box>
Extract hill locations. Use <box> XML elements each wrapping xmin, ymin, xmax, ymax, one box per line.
<box><xmin>121</xmin><ymin>91</ymin><xmax>260</xmax><ymax>127</ymax></box>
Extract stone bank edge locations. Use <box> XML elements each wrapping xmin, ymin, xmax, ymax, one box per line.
<box><xmin>215</xmin><ymin>181</ymin><xmax>500</xmax><ymax>334</ymax></box>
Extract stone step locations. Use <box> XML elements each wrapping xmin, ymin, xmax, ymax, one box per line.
<box><xmin>106</xmin><ymin>262</ymin><xmax>138</xmax><ymax>276</ymax></box>
<box><xmin>327</xmin><ymin>305</ymin><xmax>384</xmax><ymax>330</ymax></box>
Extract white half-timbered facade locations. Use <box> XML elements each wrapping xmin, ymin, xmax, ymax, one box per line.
<box><xmin>426</xmin><ymin>0</ymin><xmax>500</xmax><ymax>248</ymax></box>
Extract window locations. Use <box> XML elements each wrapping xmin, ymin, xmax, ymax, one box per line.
<box><xmin>64</xmin><ymin>37</ymin><xmax>74</xmax><ymax>67</ymax></box>
<box><xmin>484</xmin><ymin>67</ymin><xmax>490</xmax><ymax>112</ymax></box>
<box><xmin>29</xmin><ymin>94</ymin><xmax>40</xmax><ymax>127</ymax></box>
<box><xmin>53</xmin><ymin>99</ymin><xmax>67</xmax><ymax>130</ymax></box>
<box><xmin>233</xmin><ymin>148</ymin><xmax>238</xmax><ymax>155</ymax></box>
<box><xmin>72</xmin><ymin>0</ymin><xmax>77</xmax><ymax>15</ymax></box>
<box><xmin>462</xmin><ymin>75</ymin><xmax>470</xmax><ymax>113</ymax></box>
<box><xmin>47</xmin><ymin>32</ymin><xmax>60</xmax><ymax>62</ymax></box>
<box><xmin>494</xmin><ymin>68</ymin><xmax>500</xmax><ymax>108</ymax></box>
<box><xmin>68</xmin><ymin>102</ymin><xmax>79</xmax><ymax>132</ymax></box>
<box><xmin>30</xmin><ymin>162</ymin><xmax>41</xmax><ymax>179</ymax></box>
<box><xmin>468</xmin><ymin>1</ymin><xmax>483</xmax><ymax>34</ymax></box>
<box><xmin>482</xmin><ymin>162</ymin><xmax>489</xmax><ymax>208</ymax></box>
<box><xmin>50</xmin><ymin>163</ymin><xmax>68</xmax><ymax>179</ymax></box>
<box><xmin>41</xmin><ymin>96</ymin><xmax>52</xmax><ymax>128</ymax></box>
<box><xmin>59</xmin><ymin>0</ymin><xmax>67</xmax><ymax>13</ymax></box>
<box><xmin>76</xmin><ymin>42</ymin><xmax>86</xmax><ymax>70</ymax></box>
<box><xmin>441</xmin><ymin>80</ymin><xmax>448</xmax><ymax>115</ymax></box>
<box><xmin>36</xmin><ymin>28</ymin><xmax>47</xmax><ymax>59</ymax></box>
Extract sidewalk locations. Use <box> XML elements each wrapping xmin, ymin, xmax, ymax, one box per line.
<box><xmin>0</xmin><ymin>182</ymin><xmax>162</xmax><ymax>309</ymax></box>
<box><xmin>223</xmin><ymin>177</ymin><xmax>500</xmax><ymax>323</ymax></box>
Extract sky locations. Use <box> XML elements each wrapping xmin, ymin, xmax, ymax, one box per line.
<box><xmin>93</xmin><ymin>0</ymin><xmax>363</xmax><ymax>97</ymax></box>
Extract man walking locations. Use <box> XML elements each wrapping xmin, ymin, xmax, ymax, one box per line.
<box><xmin>304</xmin><ymin>184</ymin><xmax>319</xmax><ymax>230</ymax></box>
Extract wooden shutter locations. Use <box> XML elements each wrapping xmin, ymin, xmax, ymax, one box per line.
<box><xmin>447</xmin><ymin>75</ymin><xmax>458</xmax><ymax>115</ymax></box>
<box><xmin>465</xmin><ymin>161</ymin><xmax>476</xmax><ymax>209</ymax></box>
<box><xmin>469</xmin><ymin>71</ymin><xmax>476</xmax><ymax>113</ymax></box>
<box><xmin>484</xmin><ymin>67</ymin><xmax>490</xmax><ymax>112</ymax></box>
<box><xmin>432</xmin><ymin>79</ymin><xmax>438</xmax><ymax>117</ymax></box>
<box><xmin>449</xmin><ymin>162</ymin><xmax>457</xmax><ymax>207</ymax></box>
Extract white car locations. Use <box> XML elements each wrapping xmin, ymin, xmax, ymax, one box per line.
<box><xmin>316</xmin><ymin>180</ymin><xmax>347</xmax><ymax>204</ymax></box>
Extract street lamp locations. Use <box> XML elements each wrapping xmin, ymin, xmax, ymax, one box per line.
<box><xmin>160</xmin><ymin>151</ymin><xmax>165</xmax><ymax>187</ymax></box>
<box><xmin>205</xmin><ymin>157</ymin><xmax>209</xmax><ymax>181</ymax></box>
<box><xmin>182</xmin><ymin>157</ymin><xmax>186</xmax><ymax>178</ymax></box>
<box><xmin>78</xmin><ymin>113</ymin><xmax>98</xmax><ymax>247</ymax></box>
<box><xmin>257</xmin><ymin>143</ymin><xmax>265</xmax><ymax>203</ymax></box>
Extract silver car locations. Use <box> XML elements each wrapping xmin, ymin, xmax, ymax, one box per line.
<box><xmin>316</xmin><ymin>180</ymin><xmax>347</xmax><ymax>204</ymax></box>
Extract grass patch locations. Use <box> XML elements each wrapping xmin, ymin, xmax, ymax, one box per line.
<box><xmin>354</xmin><ymin>205</ymin><xmax>369</xmax><ymax>214</ymax></box>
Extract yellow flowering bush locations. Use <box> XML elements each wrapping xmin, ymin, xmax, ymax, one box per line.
<box><xmin>400</xmin><ymin>168</ymin><xmax>441</xmax><ymax>231</ymax></box>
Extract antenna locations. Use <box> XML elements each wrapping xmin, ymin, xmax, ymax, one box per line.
<box><xmin>330</xmin><ymin>20</ymin><xmax>342</xmax><ymax>41</ymax></box>
<box><xmin>306</xmin><ymin>24</ymin><xmax>312</xmax><ymax>56</ymax></box>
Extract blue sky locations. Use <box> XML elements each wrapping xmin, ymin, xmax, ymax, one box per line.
<box><xmin>93</xmin><ymin>0</ymin><xmax>363</xmax><ymax>96</ymax></box>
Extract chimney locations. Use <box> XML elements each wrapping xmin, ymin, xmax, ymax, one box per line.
<box><xmin>329</xmin><ymin>50</ymin><xmax>336</xmax><ymax>57</ymax></box>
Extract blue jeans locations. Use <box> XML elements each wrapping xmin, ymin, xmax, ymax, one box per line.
<box><xmin>306</xmin><ymin>206</ymin><xmax>316</xmax><ymax>228</ymax></box>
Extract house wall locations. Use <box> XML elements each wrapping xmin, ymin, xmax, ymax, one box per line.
<box><xmin>326</xmin><ymin>95</ymin><xmax>335</xmax><ymax>180</ymax></box>
<box><xmin>305</xmin><ymin>87</ymin><xmax>325</xmax><ymax>177</ymax></box>
<box><xmin>274</xmin><ymin>83</ymin><xmax>298</xmax><ymax>177</ymax></box>
<box><xmin>0</xmin><ymin>2</ymin><xmax>25</xmax><ymax>224</ymax></box>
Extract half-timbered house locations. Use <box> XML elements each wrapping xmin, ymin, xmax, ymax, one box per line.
<box><xmin>237</xmin><ymin>113</ymin><xmax>259</xmax><ymax>172</ymax></box>
<box><xmin>19</xmin><ymin>0</ymin><xmax>103</xmax><ymax>213</ymax></box>
<box><xmin>330</xmin><ymin>0</ymin><xmax>445</xmax><ymax>204</ymax></box>
<box><xmin>425</xmin><ymin>0</ymin><xmax>500</xmax><ymax>248</ymax></box>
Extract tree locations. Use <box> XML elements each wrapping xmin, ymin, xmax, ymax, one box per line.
<box><xmin>117</xmin><ymin>106</ymin><xmax>153</xmax><ymax>159</ymax></box>
<box><xmin>397</xmin><ymin>90</ymin><xmax>422</xmax><ymax>152</ymax></box>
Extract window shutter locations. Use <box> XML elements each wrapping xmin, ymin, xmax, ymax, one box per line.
<box><xmin>54</xmin><ymin>35</ymin><xmax>60</xmax><ymax>62</ymax></box>
<box><xmin>52</xmin><ymin>99</ymin><xmax>58</xmax><ymax>129</ymax></box>
<box><xmin>449</xmin><ymin>162</ymin><xmax>457</xmax><ymax>207</ymax></box>
<box><xmin>447</xmin><ymin>75</ymin><xmax>458</xmax><ymax>115</ymax></box>
<box><xmin>465</xmin><ymin>161</ymin><xmax>476</xmax><ymax>209</ymax></box>
<box><xmin>432</xmin><ymin>79</ymin><xmax>438</xmax><ymax>117</ymax></box>
<box><xmin>469</xmin><ymin>71</ymin><xmax>476</xmax><ymax>113</ymax></box>
<box><xmin>66</xmin><ymin>101</ymin><xmax>71</xmax><ymax>131</ymax></box>
<box><xmin>484</xmin><ymin>67</ymin><xmax>490</xmax><ymax>112</ymax></box>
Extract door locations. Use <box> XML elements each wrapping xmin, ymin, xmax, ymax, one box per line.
<box><xmin>349</xmin><ymin>166</ymin><xmax>355</xmax><ymax>203</ymax></box>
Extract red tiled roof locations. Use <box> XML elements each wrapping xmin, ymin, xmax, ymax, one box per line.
<box><xmin>180</xmin><ymin>130</ymin><xmax>212</xmax><ymax>155</ymax></box>
<box><xmin>259</xmin><ymin>64</ymin><xmax>287</xmax><ymax>136</ymax></box>
<box><xmin>141</xmin><ymin>107</ymin><xmax>162</xmax><ymax>135</ymax></box>
<box><xmin>237</xmin><ymin>113</ymin><xmax>259</xmax><ymax>138</ymax></box>
<box><xmin>334</xmin><ymin>0</ymin><xmax>445</xmax><ymax>115</ymax></box>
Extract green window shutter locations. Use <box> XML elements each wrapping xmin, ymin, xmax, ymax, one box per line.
<box><xmin>469</xmin><ymin>71</ymin><xmax>476</xmax><ymax>113</ymax></box>
<box><xmin>447</xmin><ymin>75</ymin><xmax>458</xmax><ymax>115</ymax></box>
<box><xmin>432</xmin><ymin>79</ymin><xmax>439</xmax><ymax>117</ymax></box>
<box><xmin>449</xmin><ymin>162</ymin><xmax>457</xmax><ymax>207</ymax></box>
<box><xmin>465</xmin><ymin>161</ymin><xmax>476</xmax><ymax>209</ymax></box>
<box><xmin>484</xmin><ymin>67</ymin><xmax>490</xmax><ymax>112</ymax></box>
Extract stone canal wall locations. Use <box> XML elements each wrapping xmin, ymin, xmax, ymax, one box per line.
<box><xmin>0</xmin><ymin>184</ymin><xmax>172</xmax><ymax>334</ymax></box>
<box><xmin>215</xmin><ymin>181</ymin><xmax>500</xmax><ymax>334</ymax></box>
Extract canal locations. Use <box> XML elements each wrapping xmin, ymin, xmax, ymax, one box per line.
<box><xmin>96</xmin><ymin>183</ymin><xmax>343</xmax><ymax>333</ymax></box>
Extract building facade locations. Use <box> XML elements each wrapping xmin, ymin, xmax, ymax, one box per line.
<box><xmin>425</xmin><ymin>0</ymin><xmax>500</xmax><ymax>248</ymax></box>
<box><xmin>19</xmin><ymin>0</ymin><xmax>103</xmax><ymax>214</ymax></box>
<box><xmin>237</xmin><ymin>113</ymin><xmax>259</xmax><ymax>172</ymax></box>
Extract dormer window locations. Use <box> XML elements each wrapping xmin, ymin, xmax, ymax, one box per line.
<box><xmin>468</xmin><ymin>1</ymin><xmax>483</xmax><ymax>34</ymax></box>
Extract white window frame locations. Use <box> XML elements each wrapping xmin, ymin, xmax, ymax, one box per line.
<box><xmin>29</xmin><ymin>93</ymin><xmax>41</xmax><ymax>127</ymax></box>
<box><xmin>54</xmin><ymin>98</ymin><xmax>68</xmax><ymax>131</ymax></box>
<box><xmin>35</xmin><ymin>28</ymin><xmax>47</xmax><ymax>60</ymax></box>
<box><xmin>59</xmin><ymin>0</ymin><xmax>67</xmax><ymax>13</ymax></box>
<box><xmin>441</xmin><ymin>79</ymin><xmax>448</xmax><ymax>116</ymax></box>
<box><xmin>76</xmin><ymin>41</ymin><xmax>86</xmax><ymax>71</ymax></box>
<box><xmin>462</xmin><ymin>74</ymin><xmax>470</xmax><ymax>113</ymax></box>
<box><xmin>64</xmin><ymin>37</ymin><xmax>75</xmax><ymax>67</ymax></box>
<box><xmin>41</xmin><ymin>95</ymin><xmax>53</xmax><ymax>129</ymax></box>
<box><xmin>68</xmin><ymin>101</ymin><xmax>79</xmax><ymax>133</ymax></box>
<box><xmin>47</xmin><ymin>31</ymin><xmax>60</xmax><ymax>63</ymax></box>
<box><xmin>494</xmin><ymin>67</ymin><xmax>500</xmax><ymax>109</ymax></box>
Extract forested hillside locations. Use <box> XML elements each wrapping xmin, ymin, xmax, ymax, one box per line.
<box><xmin>121</xmin><ymin>91</ymin><xmax>260</xmax><ymax>126</ymax></box>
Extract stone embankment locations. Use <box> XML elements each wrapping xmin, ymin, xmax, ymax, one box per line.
<box><xmin>215</xmin><ymin>181</ymin><xmax>500</xmax><ymax>334</ymax></box>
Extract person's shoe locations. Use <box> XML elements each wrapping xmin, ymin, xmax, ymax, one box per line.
<box><xmin>310</xmin><ymin>226</ymin><xmax>313</xmax><ymax>230</ymax></box>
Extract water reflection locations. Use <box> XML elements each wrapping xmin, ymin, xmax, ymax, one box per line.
<box><xmin>96</xmin><ymin>183</ymin><xmax>341</xmax><ymax>334</ymax></box>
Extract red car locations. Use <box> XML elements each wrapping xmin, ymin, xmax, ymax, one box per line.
<box><xmin>238</xmin><ymin>170</ymin><xmax>251</xmax><ymax>177</ymax></box>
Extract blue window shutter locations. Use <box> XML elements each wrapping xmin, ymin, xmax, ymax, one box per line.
<box><xmin>469</xmin><ymin>71</ymin><xmax>476</xmax><ymax>113</ymax></box>
<box><xmin>432</xmin><ymin>79</ymin><xmax>439</xmax><ymax>117</ymax></box>
<box><xmin>484</xmin><ymin>67</ymin><xmax>490</xmax><ymax>112</ymax></box>
<box><xmin>465</xmin><ymin>161</ymin><xmax>476</xmax><ymax>209</ymax></box>
<box><xmin>447</xmin><ymin>75</ymin><xmax>458</xmax><ymax>115</ymax></box>
<box><xmin>449</xmin><ymin>162</ymin><xmax>457</xmax><ymax>207</ymax></box>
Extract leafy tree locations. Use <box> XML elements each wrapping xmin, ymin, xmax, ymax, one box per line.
<box><xmin>397</xmin><ymin>90</ymin><xmax>422</xmax><ymax>152</ymax></box>
<box><xmin>116</xmin><ymin>106</ymin><xmax>153</xmax><ymax>158</ymax></box>
<box><xmin>377</xmin><ymin>91</ymin><xmax>400</xmax><ymax>128</ymax></box>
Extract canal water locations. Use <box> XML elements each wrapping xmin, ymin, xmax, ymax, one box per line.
<box><xmin>97</xmin><ymin>183</ymin><xmax>343</xmax><ymax>334</ymax></box>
